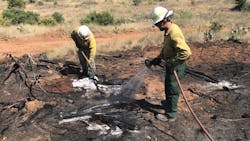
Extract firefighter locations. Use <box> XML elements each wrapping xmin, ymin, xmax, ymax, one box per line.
<box><xmin>149</xmin><ymin>6</ymin><xmax>192</xmax><ymax>121</ymax></box>
<box><xmin>71</xmin><ymin>25</ymin><xmax>96</xmax><ymax>78</ymax></box>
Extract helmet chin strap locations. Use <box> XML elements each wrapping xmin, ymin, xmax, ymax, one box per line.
<box><xmin>159</xmin><ymin>18</ymin><xmax>170</xmax><ymax>31</ymax></box>
<box><xmin>160</xmin><ymin>27</ymin><xmax>166</xmax><ymax>31</ymax></box>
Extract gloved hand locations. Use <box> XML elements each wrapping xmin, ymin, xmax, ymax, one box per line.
<box><xmin>86</xmin><ymin>59</ymin><xmax>91</xmax><ymax>65</ymax></box>
<box><xmin>145</xmin><ymin>59</ymin><xmax>152</xmax><ymax>68</ymax></box>
<box><xmin>165</xmin><ymin>59</ymin><xmax>175</xmax><ymax>71</ymax></box>
<box><xmin>151</xmin><ymin>57</ymin><xmax>161</xmax><ymax>66</ymax></box>
<box><xmin>165</xmin><ymin>59</ymin><xmax>172</xmax><ymax>68</ymax></box>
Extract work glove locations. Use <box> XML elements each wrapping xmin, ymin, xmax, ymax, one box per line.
<box><xmin>86</xmin><ymin>59</ymin><xmax>91</xmax><ymax>65</ymax></box>
<box><xmin>165</xmin><ymin>59</ymin><xmax>176</xmax><ymax>72</ymax></box>
<box><xmin>145</xmin><ymin>59</ymin><xmax>152</xmax><ymax>68</ymax></box>
<box><xmin>151</xmin><ymin>57</ymin><xmax>161</xmax><ymax>66</ymax></box>
<box><xmin>165</xmin><ymin>59</ymin><xmax>172</xmax><ymax>68</ymax></box>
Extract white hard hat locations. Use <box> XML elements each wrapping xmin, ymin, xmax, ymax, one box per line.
<box><xmin>78</xmin><ymin>25</ymin><xmax>91</xmax><ymax>37</ymax></box>
<box><xmin>151</xmin><ymin>6</ymin><xmax>173</xmax><ymax>25</ymax></box>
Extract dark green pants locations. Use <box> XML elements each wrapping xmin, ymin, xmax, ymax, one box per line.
<box><xmin>163</xmin><ymin>62</ymin><xmax>186</xmax><ymax>118</ymax></box>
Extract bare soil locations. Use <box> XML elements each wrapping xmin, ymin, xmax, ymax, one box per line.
<box><xmin>0</xmin><ymin>30</ymin><xmax>249</xmax><ymax>141</ymax></box>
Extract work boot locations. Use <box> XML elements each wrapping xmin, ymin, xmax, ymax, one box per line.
<box><xmin>78</xmin><ymin>69</ymin><xmax>89</xmax><ymax>79</ymax></box>
<box><xmin>78</xmin><ymin>72</ymin><xmax>88</xmax><ymax>79</ymax></box>
<box><xmin>156</xmin><ymin>114</ymin><xmax>176</xmax><ymax>122</ymax></box>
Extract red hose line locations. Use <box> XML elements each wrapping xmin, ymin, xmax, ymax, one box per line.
<box><xmin>173</xmin><ymin>70</ymin><xmax>215</xmax><ymax>141</ymax></box>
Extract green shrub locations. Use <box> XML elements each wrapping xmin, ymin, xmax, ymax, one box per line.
<box><xmin>8</xmin><ymin>0</ymin><xmax>26</xmax><ymax>9</ymax></box>
<box><xmin>28</xmin><ymin>0</ymin><xmax>36</xmax><ymax>3</ymax></box>
<box><xmin>234</xmin><ymin>0</ymin><xmax>246</xmax><ymax>10</ymax></box>
<box><xmin>209</xmin><ymin>21</ymin><xmax>224</xmax><ymax>32</ymax></box>
<box><xmin>115</xmin><ymin>18</ymin><xmax>127</xmax><ymax>25</ymax></box>
<box><xmin>25</xmin><ymin>11</ymin><xmax>40</xmax><ymax>24</ymax></box>
<box><xmin>233</xmin><ymin>0</ymin><xmax>250</xmax><ymax>11</ymax></box>
<box><xmin>132</xmin><ymin>0</ymin><xmax>141</xmax><ymax>6</ymax></box>
<box><xmin>147</xmin><ymin>0</ymin><xmax>153</xmax><ymax>4</ymax></box>
<box><xmin>203</xmin><ymin>21</ymin><xmax>224</xmax><ymax>42</ymax></box>
<box><xmin>2</xmin><ymin>9</ymin><xmax>39</xmax><ymax>25</ymax></box>
<box><xmin>203</xmin><ymin>30</ymin><xmax>213</xmax><ymax>42</ymax></box>
<box><xmin>39</xmin><ymin>18</ymin><xmax>57</xmax><ymax>26</ymax></box>
<box><xmin>80</xmin><ymin>11</ymin><xmax>114</xmax><ymax>25</ymax></box>
<box><xmin>54</xmin><ymin>1</ymin><xmax>58</xmax><ymax>5</ymax></box>
<box><xmin>228</xmin><ymin>26</ymin><xmax>250</xmax><ymax>41</ymax></box>
<box><xmin>37</xmin><ymin>1</ymin><xmax>44</xmax><ymax>6</ymax></box>
<box><xmin>52</xmin><ymin>12</ymin><xmax>64</xmax><ymax>23</ymax></box>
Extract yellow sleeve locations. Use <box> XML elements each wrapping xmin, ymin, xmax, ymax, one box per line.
<box><xmin>171</xmin><ymin>28</ymin><xmax>191</xmax><ymax>65</ymax></box>
<box><xmin>88</xmin><ymin>33</ymin><xmax>96</xmax><ymax>62</ymax></box>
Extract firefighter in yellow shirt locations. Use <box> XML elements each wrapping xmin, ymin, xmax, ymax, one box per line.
<box><xmin>71</xmin><ymin>25</ymin><xmax>96</xmax><ymax>78</ymax></box>
<box><xmin>149</xmin><ymin>7</ymin><xmax>192</xmax><ymax>121</ymax></box>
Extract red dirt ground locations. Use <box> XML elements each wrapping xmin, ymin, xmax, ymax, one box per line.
<box><xmin>0</xmin><ymin>28</ymin><xmax>156</xmax><ymax>60</ymax></box>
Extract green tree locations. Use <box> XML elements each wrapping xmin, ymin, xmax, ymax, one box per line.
<box><xmin>7</xmin><ymin>0</ymin><xmax>26</xmax><ymax>9</ymax></box>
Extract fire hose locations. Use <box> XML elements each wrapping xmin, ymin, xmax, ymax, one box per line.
<box><xmin>173</xmin><ymin>70</ymin><xmax>215</xmax><ymax>141</ymax></box>
<box><xmin>145</xmin><ymin>59</ymin><xmax>215</xmax><ymax>141</ymax></box>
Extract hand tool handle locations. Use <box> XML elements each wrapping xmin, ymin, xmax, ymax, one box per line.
<box><xmin>80</xmin><ymin>51</ymin><xmax>96</xmax><ymax>75</ymax></box>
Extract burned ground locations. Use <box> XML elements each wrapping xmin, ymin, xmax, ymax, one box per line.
<box><xmin>0</xmin><ymin>41</ymin><xmax>249</xmax><ymax>141</ymax></box>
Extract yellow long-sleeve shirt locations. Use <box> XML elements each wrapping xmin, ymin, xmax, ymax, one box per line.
<box><xmin>71</xmin><ymin>30</ymin><xmax>96</xmax><ymax>62</ymax></box>
<box><xmin>158</xmin><ymin>23</ymin><xmax>191</xmax><ymax>66</ymax></box>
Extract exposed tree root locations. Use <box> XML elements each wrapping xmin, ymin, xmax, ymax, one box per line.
<box><xmin>188</xmin><ymin>87</ymin><xmax>224</xmax><ymax>105</ymax></box>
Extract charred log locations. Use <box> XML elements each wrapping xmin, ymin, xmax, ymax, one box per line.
<box><xmin>186</xmin><ymin>68</ymin><xmax>219</xmax><ymax>83</ymax></box>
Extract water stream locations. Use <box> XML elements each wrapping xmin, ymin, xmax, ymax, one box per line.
<box><xmin>118</xmin><ymin>67</ymin><xmax>149</xmax><ymax>101</ymax></box>
<box><xmin>72</xmin><ymin>67</ymin><xmax>149</xmax><ymax>103</ymax></box>
<box><xmin>62</xmin><ymin>67</ymin><xmax>149</xmax><ymax>136</ymax></box>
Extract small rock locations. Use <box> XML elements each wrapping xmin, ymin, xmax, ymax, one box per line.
<box><xmin>66</xmin><ymin>99</ymin><xmax>74</xmax><ymax>104</ymax></box>
<box><xmin>241</xmin><ymin>113</ymin><xmax>250</xmax><ymax>118</ymax></box>
<box><xmin>133</xmin><ymin>93</ymin><xmax>145</xmax><ymax>100</ymax></box>
<box><xmin>146</xmin><ymin>135</ymin><xmax>151</xmax><ymax>140</ymax></box>
<box><xmin>210</xmin><ymin>115</ymin><xmax>217</xmax><ymax>120</ymax></box>
<box><xmin>2</xmin><ymin>136</ymin><xmax>7</xmax><ymax>141</ymax></box>
<box><xmin>25</xmin><ymin>100</ymin><xmax>45</xmax><ymax>112</ymax></box>
<box><xmin>47</xmin><ymin>70</ymin><xmax>53</xmax><ymax>74</ymax></box>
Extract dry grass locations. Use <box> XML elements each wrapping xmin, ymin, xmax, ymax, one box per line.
<box><xmin>0</xmin><ymin>0</ymin><xmax>249</xmax><ymax>56</ymax></box>
<box><xmin>97</xmin><ymin>31</ymin><xmax>163</xmax><ymax>53</ymax></box>
<box><xmin>45</xmin><ymin>45</ymin><xmax>78</xmax><ymax>61</ymax></box>
<box><xmin>0</xmin><ymin>25</ymin><xmax>58</xmax><ymax>38</ymax></box>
